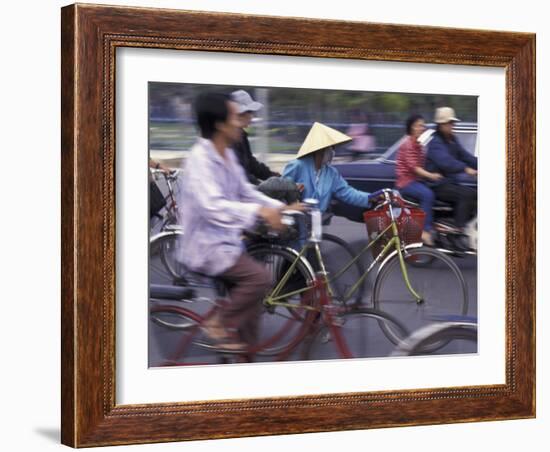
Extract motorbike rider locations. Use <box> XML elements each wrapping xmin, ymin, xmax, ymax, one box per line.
<box><xmin>396</xmin><ymin>114</ymin><xmax>443</xmax><ymax>246</ymax></box>
<box><xmin>426</xmin><ymin>107</ymin><xmax>478</xmax><ymax>251</ymax></box>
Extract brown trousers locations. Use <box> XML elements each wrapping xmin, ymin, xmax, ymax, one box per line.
<box><xmin>218</xmin><ymin>253</ymin><xmax>272</xmax><ymax>347</ymax></box>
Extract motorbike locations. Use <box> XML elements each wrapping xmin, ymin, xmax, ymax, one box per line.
<box><xmin>402</xmin><ymin>195</ymin><xmax>477</xmax><ymax>257</ymax></box>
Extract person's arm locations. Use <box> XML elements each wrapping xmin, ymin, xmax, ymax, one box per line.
<box><xmin>399</xmin><ymin>141</ymin><xmax>442</xmax><ymax>182</ymax></box>
<box><xmin>330</xmin><ymin>167</ymin><xmax>371</xmax><ymax>208</ymax></box>
<box><xmin>427</xmin><ymin>137</ymin><xmax>468</xmax><ymax>174</ymax></box>
<box><xmin>455</xmin><ymin>138</ymin><xmax>478</xmax><ymax>170</ymax></box>
<box><xmin>189</xmin><ymin>157</ymin><xmax>262</xmax><ymax>231</ymax></box>
<box><xmin>414</xmin><ymin>166</ymin><xmax>443</xmax><ymax>182</ymax></box>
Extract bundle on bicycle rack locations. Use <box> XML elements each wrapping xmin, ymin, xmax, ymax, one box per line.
<box><xmin>257</xmin><ymin>176</ymin><xmax>302</xmax><ymax>204</ymax></box>
<box><xmin>363</xmin><ymin>201</ymin><xmax>425</xmax><ymax>258</ymax></box>
<box><xmin>247</xmin><ymin>221</ymin><xmax>300</xmax><ymax>242</ymax></box>
<box><xmin>253</xmin><ymin>176</ymin><xmax>302</xmax><ymax>242</ymax></box>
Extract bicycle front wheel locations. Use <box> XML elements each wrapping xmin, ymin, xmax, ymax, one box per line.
<box><xmin>304</xmin><ymin>308</ymin><xmax>409</xmax><ymax>361</ymax></box>
<box><xmin>372</xmin><ymin>247</ymin><xmax>469</xmax><ymax>346</ymax></box>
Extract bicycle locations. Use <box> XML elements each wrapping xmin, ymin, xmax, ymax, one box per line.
<box><xmin>249</xmin><ymin>189</ymin><xmax>469</xmax><ymax>347</ymax></box>
<box><xmin>149</xmin><ymin>271</ymin><xmax>408</xmax><ymax>365</ymax></box>
<box><xmin>150</xmin><ymin>168</ymin><xmax>183</xmax><ymax>234</ymax></box>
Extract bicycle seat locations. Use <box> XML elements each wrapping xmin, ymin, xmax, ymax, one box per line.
<box><xmin>173</xmin><ymin>269</ymin><xmax>228</xmax><ymax>296</ymax></box>
<box><xmin>150</xmin><ymin>284</ymin><xmax>195</xmax><ymax>300</ymax></box>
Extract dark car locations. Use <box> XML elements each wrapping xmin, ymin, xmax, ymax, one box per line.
<box><xmin>331</xmin><ymin>124</ymin><xmax>478</xmax><ymax>222</ymax></box>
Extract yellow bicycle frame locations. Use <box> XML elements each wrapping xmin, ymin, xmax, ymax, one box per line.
<box><xmin>264</xmin><ymin>217</ymin><xmax>423</xmax><ymax>309</ymax></box>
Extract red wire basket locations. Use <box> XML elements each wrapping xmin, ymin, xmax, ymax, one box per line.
<box><xmin>363</xmin><ymin>202</ymin><xmax>425</xmax><ymax>259</ymax></box>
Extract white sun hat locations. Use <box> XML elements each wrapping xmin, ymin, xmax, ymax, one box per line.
<box><xmin>434</xmin><ymin>106</ymin><xmax>460</xmax><ymax>124</ymax></box>
<box><xmin>296</xmin><ymin>122</ymin><xmax>352</xmax><ymax>159</ymax></box>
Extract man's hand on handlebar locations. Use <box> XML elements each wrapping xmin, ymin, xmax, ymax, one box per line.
<box><xmin>285</xmin><ymin>202</ymin><xmax>306</xmax><ymax>212</ymax></box>
<box><xmin>258</xmin><ymin>206</ymin><xmax>285</xmax><ymax>232</ymax></box>
<box><xmin>464</xmin><ymin>167</ymin><xmax>478</xmax><ymax>176</ymax></box>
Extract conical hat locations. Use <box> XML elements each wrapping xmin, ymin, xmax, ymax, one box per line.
<box><xmin>296</xmin><ymin>122</ymin><xmax>352</xmax><ymax>158</ymax></box>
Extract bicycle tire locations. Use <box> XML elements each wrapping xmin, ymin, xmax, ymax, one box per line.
<box><xmin>321</xmin><ymin>233</ymin><xmax>367</xmax><ymax>306</ymax></box>
<box><xmin>392</xmin><ymin>321</ymin><xmax>477</xmax><ymax>356</ymax></box>
<box><xmin>149</xmin><ymin>304</ymin><xmax>221</xmax><ymax>366</ymax></box>
<box><xmin>304</xmin><ymin>307</ymin><xmax>410</xmax><ymax>361</ymax></box>
<box><xmin>372</xmin><ymin>247</ymin><xmax>469</xmax><ymax>349</ymax></box>
<box><xmin>150</xmin><ymin>299</ymin><xmax>314</xmax><ymax>361</ymax></box>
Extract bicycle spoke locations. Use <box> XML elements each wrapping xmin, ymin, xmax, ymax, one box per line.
<box><xmin>373</xmin><ymin>247</ymin><xmax>469</xmax><ymax>347</ymax></box>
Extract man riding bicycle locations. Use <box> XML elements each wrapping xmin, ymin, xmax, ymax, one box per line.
<box><xmin>177</xmin><ymin>92</ymin><xmax>302</xmax><ymax>353</ymax></box>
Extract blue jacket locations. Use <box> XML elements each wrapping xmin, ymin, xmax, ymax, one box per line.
<box><xmin>426</xmin><ymin>132</ymin><xmax>478</xmax><ymax>185</ymax></box>
<box><xmin>283</xmin><ymin>155</ymin><xmax>371</xmax><ymax>213</ymax></box>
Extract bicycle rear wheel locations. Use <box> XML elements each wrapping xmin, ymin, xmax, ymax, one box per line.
<box><xmin>304</xmin><ymin>308</ymin><xmax>409</xmax><ymax>361</ymax></box>
<box><xmin>149</xmin><ymin>304</ymin><xmax>221</xmax><ymax>366</ymax></box>
<box><xmin>372</xmin><ymin>247</ymin><xmax>469</xmax><ymax>348</ymax></box>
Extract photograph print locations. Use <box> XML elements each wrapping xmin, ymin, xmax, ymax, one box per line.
<box><xmin>148</xmin><ymin>82</ymin><xmax>478</xmax><ymax>367</ymax></box>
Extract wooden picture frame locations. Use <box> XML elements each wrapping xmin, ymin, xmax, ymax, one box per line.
<box><xmin>61</xmin><ymin>3</ymin><xmax>535</xmax><ymax>447</ymax></box>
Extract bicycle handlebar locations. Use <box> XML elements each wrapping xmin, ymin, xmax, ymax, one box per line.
<box><xmin>151</xmin><ymin>168</ymin><xmax>181</xmax><ymax>180</ymax></box>
<box><xmin>370</xmin><ymin>188</ymin><xmax>404</xmax><ymax>210</ymax></box>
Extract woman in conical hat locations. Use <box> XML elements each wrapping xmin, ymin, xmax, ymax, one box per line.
<box><xmin>282</xmin><ymin>122</ymin><xmax>372</xmax><ymax>213</ymax></box>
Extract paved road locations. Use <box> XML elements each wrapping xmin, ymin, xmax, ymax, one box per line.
<box><xmin>148</xmin><ymin>216</ymin><xmax>477</xmax><ymax>367</ymax></box>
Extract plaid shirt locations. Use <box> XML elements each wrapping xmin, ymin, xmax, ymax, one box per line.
<box><xmin>395</xmin><ymin>136</ymin><xmax>425</xmax><ymax>189</ymax></box>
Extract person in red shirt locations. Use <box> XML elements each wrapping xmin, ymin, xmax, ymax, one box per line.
<box><xmin>395</xmin><ymin>114</ymin><xmax>443</xmax><ymax>246</ymax></box>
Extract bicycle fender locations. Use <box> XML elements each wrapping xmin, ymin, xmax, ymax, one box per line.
<box><xmin>150</xmin><ymin>229</ymin><xmax>184</xmax><ymax>244</ymax></box>
<box><xmin>376</xmin><ymin>242</ymin><xmax>424</xmax><ymax>276</ymax></box>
